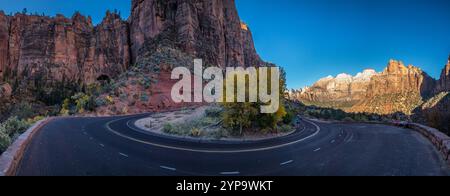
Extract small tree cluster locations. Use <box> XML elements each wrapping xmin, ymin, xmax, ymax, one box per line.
<box><xmin>221</xmin><ymin>67</ymin><xmax>289</xmax><ymax>135</ymax></box>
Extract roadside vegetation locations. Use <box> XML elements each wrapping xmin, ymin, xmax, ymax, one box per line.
<box><xmin>159</xmin><ymin>67</ymin><xmax>297</xmax><ymax>139</ymax></box>
<box><xmin>300</xmin><ymin>103</ymin><xmax>410</xmax><ymax>123</ymax></box>
<box><xmin>0</xmin><ymin>116</ymin><xmax>44</xmax><ymax>154</ymax></box>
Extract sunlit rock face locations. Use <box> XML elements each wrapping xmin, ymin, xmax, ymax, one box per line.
<box><xmin>435</xmin><ymin>55</ymin><xmax>450</xmax><ymax>93</ymax></box>
<box><xmin>294</xmin><ymin>59</ymin><xmax>437</xmax><ymax>114</ymax></box>
<box><xmin>366</xmin><ymin>60</ymin><xmax>435</xmax><ymax>98</ymax></box>
<box><xmin>295</xmin><ymin>69</ymin><xmax>377</xmax><ymax>109</ymax></box>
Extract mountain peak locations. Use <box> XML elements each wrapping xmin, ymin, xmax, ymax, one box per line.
<box><xmin>241</xmin><ymin>22</ymin><xmax>249</xmax><ymax>31</ymax></box>
<box><xmin>448</xmin><ymin>54</ymin><xmax>450</xmax><ymax>65</ymax></box>
<box><xmin>385</xmin><ymin>59</ymin><xmax>408</xmax><ymax>74</ymax></box>
<box><xmin>354</xmin><ymin>69</ymin><xmax>377</xmax><ymax>81</ymax></box>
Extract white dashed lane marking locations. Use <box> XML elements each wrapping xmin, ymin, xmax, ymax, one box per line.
<box><xmin>314</xmin><ymin>148</ymin><xmax>321</xmax><ymax>152</ymax></box>
<box><xmin>119</xmin><ymin>153</ymin><xmax>129</xmax><ymax>158</ymax></box>
<box><xmin>280</xmin><ymin>160</ymin><xmax>294</xmax><ymax>166</ymax></box>
<box><xmin>160</xmin><ymin>166</ymin><xmax>177</xmax><ymax>171</ymax></box>
<box><xmin>220</xmin><ymin>171</ymin><xmax>240</xmax><ymax>175</ymax></box>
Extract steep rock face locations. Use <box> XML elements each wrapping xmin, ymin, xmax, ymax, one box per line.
<box><xmin>295</xmin><ymin>60</ymin><xmax>436</xmax><ymax>114</ymax></box>
<box><xmin>414</xmin><ymin>92</ymin><xmax>450</xmax><ymax>135</ymax></box>
<box><xmin>0</xmin><ymin>83</ymin><xmax>12</xmax><ymax>119</ymax></box>
<box><xmin>435</xmin><ymin>55</ymin><xmax>450</xmax><ymax>92</ymax></box>
<box><xmin>0</xmin><ymin>12</ymin><xmax>130</xmax><ymax>92</ymax></box>
<box><xmin>0</xmin><ymin>83</ymin><xmax>11</xmax><ymax>98</ymax></box>
<box><xmin>366</xmin><ymin>60</ymin><xmax>435</xmax><ymax>98</ymax></box>
<box><xmin>83</xmin><ymin>11</ymin><xmax>131</xmax><ymax>83</ymax></box>
<box><xmin>129</xmin><ymin>0</ymin><xmax>261</xmax><ymax>67</ymax></box>
<box><xmin>0</xmin><ymin>12</ymin><xmax>8</xmax><ymax>81</ymax></box>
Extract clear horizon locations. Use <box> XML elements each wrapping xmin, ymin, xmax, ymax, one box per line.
<box><xmin>0</xmin><ymin>0</ymin><xmax>449</xmax><ymax>89</ymax></box>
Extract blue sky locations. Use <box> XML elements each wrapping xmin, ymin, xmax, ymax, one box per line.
<box><xmin>1</xmin><ymin>0</ymin><xmax>449</xmax><ymax>89</ymax></box>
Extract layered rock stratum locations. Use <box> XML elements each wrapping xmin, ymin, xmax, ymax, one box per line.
<box><xmin>0</xmin><ymin>11</ymin><xmax>130</xmax><ymax>87</ymax></box>
<box><xmin>435</xmin><ymin>56</ymin><xmax>450</xmax><ymax>93</ymax></box>
<box><xmin>293</xmin><ymin>59</ymin><xmax>437</xmax><ymax>115</ymax></box>
<box><xmin>0</xmin><ymin>0</ymin><xmax>266</xmax><ymax>115</ymax></box>
<box><xmin>129</xmin><ymin>0</ymin><xmax>262</xmax><ymax>68</ymax></box>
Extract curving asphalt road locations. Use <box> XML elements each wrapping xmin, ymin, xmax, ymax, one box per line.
<box><xmin>15</xmin><ymin>114</ymin><xmax>450</xmax><ymax>176</ymax></box>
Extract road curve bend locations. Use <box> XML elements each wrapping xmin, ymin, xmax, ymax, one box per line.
<box><xmin>15</xmin><ymin>115</ymin><xmax>450</xmax><ymax>176</ymax></box>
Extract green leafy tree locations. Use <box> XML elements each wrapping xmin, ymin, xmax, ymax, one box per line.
<box><xmin>221</xmin><ymin>66</ymin><xmax>289</xmax><ymax>133</ymax></box>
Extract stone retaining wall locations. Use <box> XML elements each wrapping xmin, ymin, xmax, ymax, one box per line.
<box><xmin>407</xmin><ymin>123</ymin><xmax>450</xmax><ymax>165</ymax></box>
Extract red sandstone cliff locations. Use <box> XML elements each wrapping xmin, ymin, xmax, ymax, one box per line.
<box><xmin>435</xmin><ymin>55</ymin><xmax>450</xmax><ymax>93</ymax></box>
<box><xmin>0</xmin><ymin>11</ymin><xmax>130</xmax><ymax>88</ymax></box>
<box><xmin>129</xmin><ymin>0</ymin><xmax>262</xmax><ymax>68</ymax></box>
<box><xmin>0</xmin><ymin>0</ymin><xmax>263</xmax><ymax>95</ymax></box>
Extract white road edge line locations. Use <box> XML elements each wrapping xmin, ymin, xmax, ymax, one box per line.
<box><xmin>280</xmin><ymin>160</ymin><xmax>294</xmax><ymax>166</ymax></box>
<box><xmin>220</xmin><ymin>171</ymin><xmax>240</xmax><ymax>175</ymax></box>
<box><xmin>160</xmin><ymin>166</ymin><xmax>177</xmax><ymax>171</ymax></box>
<box><xmin>105</xmin><ymin>117</ymin><xmax>321</xmax><ymax>154</ymax></box>
<box><xmin>119</xmin><ymin>152</ymin><xmax>129</xmax><ymax>157</ymax></box>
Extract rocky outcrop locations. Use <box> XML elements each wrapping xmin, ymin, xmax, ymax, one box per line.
<box><xmin>0</xmin><ymin>83</ymin><xmax>11</xmax><ymax>98</ymax></box>
<box><xmin>366</xmin><ymin>60</ymin><xmax>435</xmax><ymax>98</ymax></box>
<box><xmin>435</xmin><ymin>55</ymin><xmax>450</xmax><ymax>93</ymax></box>
<box><xmin>129</xmin><ymin>0</ymin><xmax>262</xmax><ymax>67</ymax></box>
<box><xmin>414</xmin><ymin>92</ymin><xmax>450</xmax><ymax>135</ymax></box>
<box><xmin>0</xmin><ymin>0</ymin><xmax>263</xmax><ymax>102</ymax></box>
<box><xmin>0</xmin><ymin>83</ymin><xmax>12</xmax><ymax>120</ymax></box>
<box><xmin>0</xmin><ymin>12</ymin><xmax>8</xmax><ymax>81</ymax></box>
<box><xmin>0</xmin><ymin>0</ymin><xmax>266</xmax><ymax>115</ymax></box>
<box><xmin>295</xmin><ymin>59</ymin><xmax>437</xmax><ymax>114</ymax></box>
<box><xmin>0</xmin><ymin>11</ymin><xmax>130</xmax><ymax>87</ymax></box>
<box><xmin>83</xmin><ymin>11</ymin><xmax>130</xmax><ymax>84</ymax></box>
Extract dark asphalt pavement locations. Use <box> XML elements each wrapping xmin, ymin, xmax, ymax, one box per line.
<box><xmin>15</xmin><ymin>115</ymin><xmax>450</xmax><ymax>176</ymax></box>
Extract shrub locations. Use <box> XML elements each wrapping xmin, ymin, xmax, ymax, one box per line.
<box><xmin>10</xmin><ymin>102</ymin><xmax>34</xmax><ymax>119</ymax></box>
<box><xmin>222</xmin><ymin>102</ymin><xmax>258</xmax><ymax>135</ymax></box>
<box><xmin>26</xmin><ymin>116</ymin><xmax>45</xmax><ymax>125</ymax></box>
<box><xmin>279</xmin><ymin>124</ymin><xmax>294</xmax><ymax>133</ymax></box>
<box><xmin>119</xmin><ymin>93</ymin><xmax>128</xmax><ymax>101</ymax></box>
<box><xmin>0</xmin><ymin>116</ymin><xmax>33</xmax><ymax>154</ymax></box>
<box><xmin>283</xmin><ymin>110</ymin><xmax>295</xmax><ymax>124</ymax></box>
<box><xmin>105</xmin><ymin>96</ymin><xmax>114</xmax><ymax>104</ymax></box>
<box><xmin>71</xmin><ymin>93</ymin><xmax>96</xmax><ymax>113</ymax></box>
<box><xmin>95</xmin><ymin>97</ymin><xmax>107</xmax><ymax>107</ymax></box>
<box><xmin>209</xmin><ymin>128</ymin><xmax>228</xmax><ymax>139</ymax></box>
<box><xmin>205</xmin><ymin>107</ymin><xmax>223</xmax><ymax>118</ymax></box>
<box><xmin>0</xmin><ymin>116</ymin><xmax>30</xmax><ymax>137</ymax></box>
<box><xmin>190</xmin><ymin>128</ymin><xmax>202</xmax><ymax>137</ymax></box>
<box><xmin>140</xmin><ymin>93</ymin><xmax>149</xmax><ymax>102</ymax></box>
<box><xmin>60</xmin><ymin>98</ymin><xmax>71</xmax><ymax>115</ymax></box>
<box><xmin>343</xmin><ymin>117</ymin><xmax>354</xmax><ymax>122</ymax></box>
<box><xmin>0</xmin><ymin>131</ymin><xmax>11</xmax><ymax>153</ymax></box>
<box><xmin>162</xmin><ymin>123</ymin><xmax>173</xmax><ymax>133</ymax></box>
